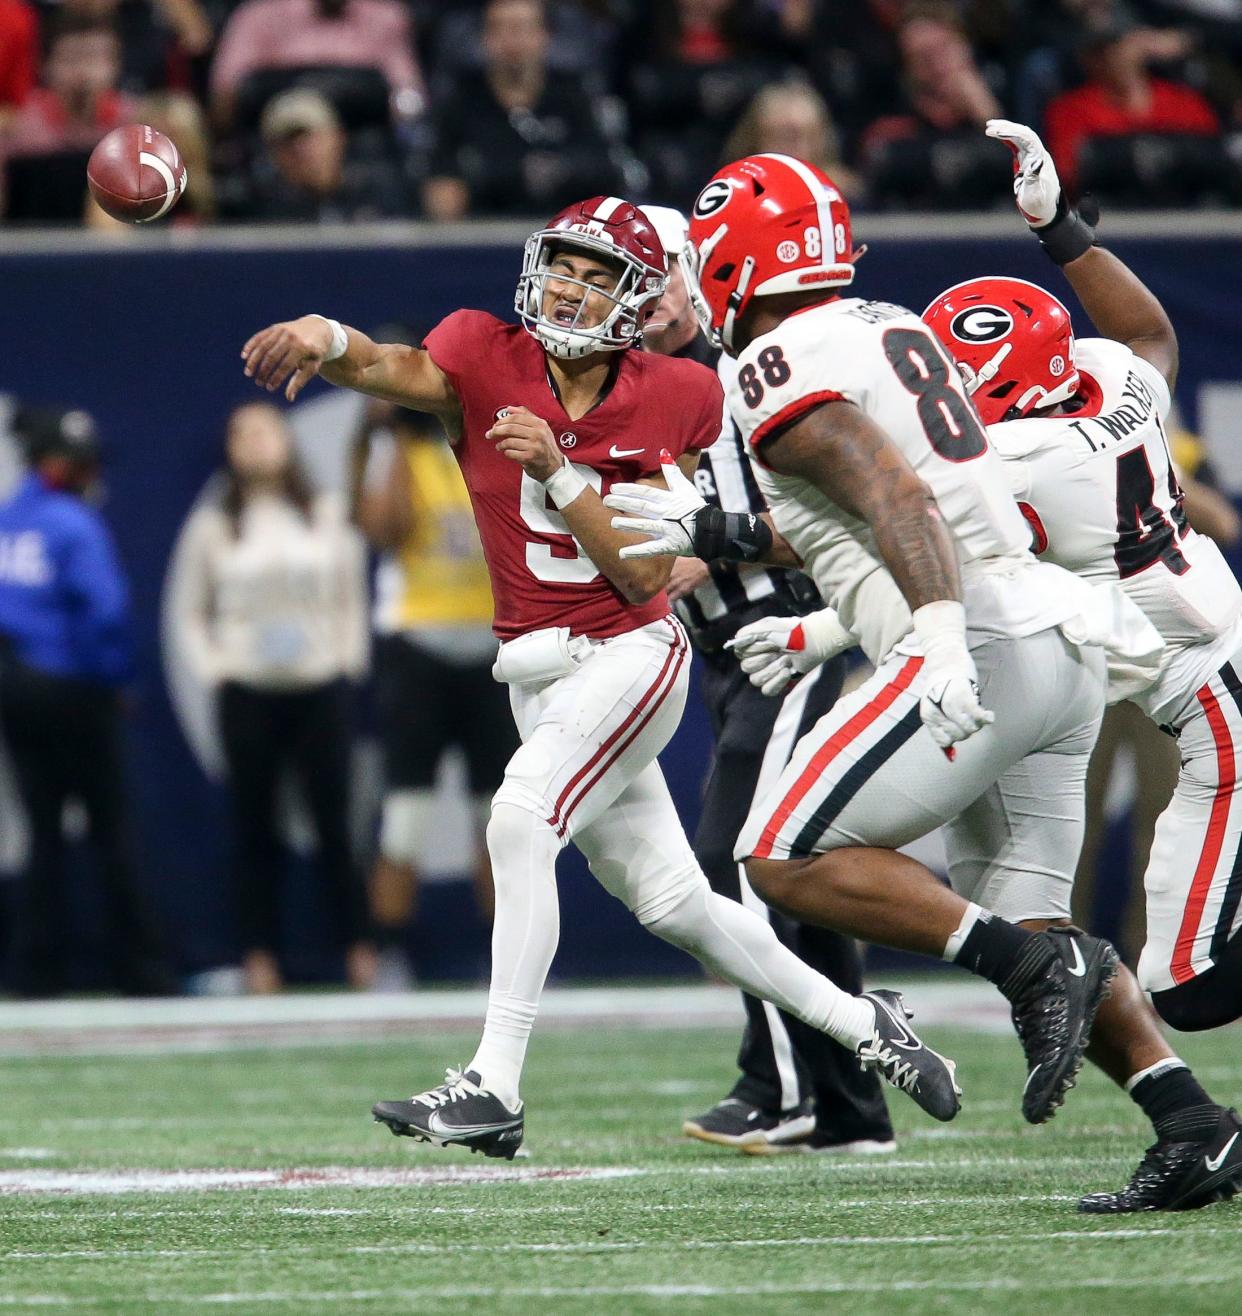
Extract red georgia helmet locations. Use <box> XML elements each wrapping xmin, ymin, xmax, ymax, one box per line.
<box><xmin>683</xmin><ymin>154</ymin><xmax>861</xmax><ymax>352</ymax></box>
<box><xmin>515</xmin><ymin>195</ymin><xmax>669</xmax><ymax>359</ymax></box>
<box><xmin>921</xmin><ymin>277</ymin><xmax>1080</xmax><ymax>426</ymax></box>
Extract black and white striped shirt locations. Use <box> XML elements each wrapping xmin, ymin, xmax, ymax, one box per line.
<box><xmin>670</xmin><ymin>337</ymin><xmax>821</xmax><ymax>646</ymax></box>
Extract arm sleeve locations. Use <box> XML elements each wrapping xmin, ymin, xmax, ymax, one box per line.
<box><xmin>60</xmin><ymin>512</ymin><xmax>134</xmax><ymax>685</ymax></box>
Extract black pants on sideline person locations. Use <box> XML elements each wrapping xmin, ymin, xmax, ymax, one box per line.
<box><xmin>0</xmin><ymin>657</ymin><xmax>174</xmax><ymax>997</ymax></box>
<box><xmin>218</xmin><ymin>679</ymin><xmax>367</xmax><ymax>959</ymax></box>
<box><xmin>695</xmin><ymin>650</ymin><xmax>894</xmax><ymax>1145</ymax></box>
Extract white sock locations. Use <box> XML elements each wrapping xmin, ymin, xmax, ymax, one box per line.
<box><xmin>942</xmin><ymin>902</ymin><xmax>987</xmax><ymax>962</ymax></box>
<box><xmin>466</xmin><ymin>803</ymin><xmax>562</xmax><ymax>1110</ymax></box>
<box><xmin>645</xmin><ymin>881</ymin><xmax>876</xmax><ymax>1049</ymax></box>
<box><xmin>1125</xmin><ymin>1057</ymin><xmax>1187</xmax><ymax>1093</ymax></box>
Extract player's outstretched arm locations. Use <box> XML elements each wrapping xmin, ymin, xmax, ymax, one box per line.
<box><xmin>1059</xmin><ymin>248</ymin><xmax>1178</xmax><ymax>389</ymax></box>
<box><xmin>986</xmin><ymin>118</ymin><xmax>1178</xmax><ymax>388</ymax></box>
<box><xmin>241</xmin><ymin>315</ymin><xmax>459</xmax><ymax>418</ymax></box>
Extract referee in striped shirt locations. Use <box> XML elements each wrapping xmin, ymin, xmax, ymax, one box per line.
<box><xmin>640</xmin><ymin>207</ymin><xmax>893</xmax><ymax>1154</ymax></box>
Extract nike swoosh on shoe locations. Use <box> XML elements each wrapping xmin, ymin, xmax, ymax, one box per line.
<box><xmin>1206</xmin><ymin>1132</ymin><xmax>1240</xmax><ymax>1173</ymax></box>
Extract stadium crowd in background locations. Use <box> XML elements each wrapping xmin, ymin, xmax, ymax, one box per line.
<box><xmin>2</xmin><ymin>0</ymin><xmax>1241</xmax><ymax>223</ymax></box>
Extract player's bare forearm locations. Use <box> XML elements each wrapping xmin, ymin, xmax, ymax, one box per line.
<box><xmin>242</xmin><ymin>316</ymin><xmax>460</xmax><ymax>419</ymax></box>
<box><xmin>1061</xmin><ymin>247</ymin><xmax>1178</xmax><ymax>389</ymax></box>
<box><xmin>751</xmin><ymin>513</ymin><xmax>801</xmax><ymax>568</ymax></box>
<box><xmin>762</xmin><ymin>400</ymin><xmax>961</xmax><ymax>610</ymax></box>
<box><xmin>559</xmin><ymin>483</ymin><xmax>674</xmax><ymax>605</ymax></box>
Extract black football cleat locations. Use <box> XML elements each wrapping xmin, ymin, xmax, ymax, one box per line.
<box><xmin>856</xmin><ymin>989</ymin><xmax>961</xmax><ymax>1122</ymax></box>
<box><xmin>683</xmin><ymin>1096</ymin><xmax>816</xmax><ymax>1150</ymax></box>
<box><xmin>1011</xmin><ymin>928</ymin><xmax>1118</xmax><ymax>1124</ymax></box>
<box><xmin>372</xmin><ymin>1068</ymin><xmax>524</xmax><ymax>1160</ymax></box>
<box><xmin>1079</xmin><ymin>1107</ymin><xmax>1242</xmax><ymax>1213</ymax></box>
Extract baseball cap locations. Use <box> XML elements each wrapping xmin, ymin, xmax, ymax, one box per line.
<box><xmin>13</xmin><ymin>405</ymin><xmax>101</xmax><ymax>463</ymax></box>
<box><xmin>260</xmin><ymin>89</ymin><xmax>342</xmax><ymax>146</ymax></box>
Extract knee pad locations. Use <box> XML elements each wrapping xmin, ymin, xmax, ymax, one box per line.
<box><xmin>379</xmin><ymin>790</ymin><xmax>435</xmax><ymax>867</ymax></box>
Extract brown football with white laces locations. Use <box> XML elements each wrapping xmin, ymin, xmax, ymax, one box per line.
<box><xmin>87</xmin><ymin>124</ymin><xmax>188</xmax><ymax>223</ymax></box>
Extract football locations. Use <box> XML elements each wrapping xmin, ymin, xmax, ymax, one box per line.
<box><xmin>87</xmin><ymin>124</ymin><xmax>188</xmax><ymax>223</ymax></box>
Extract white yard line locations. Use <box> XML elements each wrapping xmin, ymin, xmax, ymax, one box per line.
<box><xmin>10</xmin><ymin>1227</ymin><xmax>1236</xmax><ymax>1263</ymax></box>
<box><xmin>0</xmin><ymin>980</ymin><xmax>1019</xmax><ymax>1057</ymax></box>
<box><xmin>3</xmin><ymin>1273</ymin><xmax>1242</xmax><ymax>1305</ymax></box>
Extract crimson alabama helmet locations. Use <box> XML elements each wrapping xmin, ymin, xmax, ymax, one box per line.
<box><xmin>684</xmin><ymin>154</ymin><xmax>861</xmax><ymax>352</ymax></box>
<box><xmin>922</xmin><ymin>277</ymin><xmax>1080</xmax><ymax>425</ymax></box>
<box><xmin>515</xmin><ymin>195</ymin><xmax>668</xmax><ymax>359</ymax></box>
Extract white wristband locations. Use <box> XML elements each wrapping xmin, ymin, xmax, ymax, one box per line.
<box><xmin>800</xmin><ymin>608</ymin><xmax>858</xmax><ymax>661</ymax></box>
<box><xmin>543</xmin><ymin>461</ymin><xmax>588</xmax><ymax>510</ymax></box>
<box><xmin>310</xmin><ymin>314</ymin><xmax>348</xmax><ymax>362</ymax></box>
<box><xmin>912</xmin><ymin>600</ymin><xmax>970</xmax><ymax>672</ymax></box>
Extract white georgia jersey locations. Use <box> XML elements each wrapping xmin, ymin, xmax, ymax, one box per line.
<box><xmin>726</xmin><ymin>297</ymin><xmax>1074</xmax><ymax>665</ymax></box>
<box><xmin>988</xmin><ymin>337</ymin><xmax>1242</xmax><ymax>726</ymax></box>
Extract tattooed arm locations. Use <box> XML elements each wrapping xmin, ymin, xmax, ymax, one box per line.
<box><xmin>760</xmin><ymin>399</ymin><xmax>962</xmax><ymax>611</ymax></box>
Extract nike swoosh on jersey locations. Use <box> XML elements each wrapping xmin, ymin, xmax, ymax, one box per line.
<box><xmin>1205</xmin><ymin>1132</ymin><xmax>1239</xmax><ymax>1172</ymax></box>
<box><xmin>609</xmin><ymin>445</ymin><xmax>646</xmax><ymax>458</ymax></box>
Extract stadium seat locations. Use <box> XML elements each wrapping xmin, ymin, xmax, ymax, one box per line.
<box><xmin>3</xmin><ymin>151</ymin><xmax>94</xmax><ymax>224</ymax></box>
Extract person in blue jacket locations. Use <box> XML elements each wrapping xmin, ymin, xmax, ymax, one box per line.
<box><xmin>0</xmin><ymin>405</ymin><xmax>176</xmax><ymax>997</ymax></box>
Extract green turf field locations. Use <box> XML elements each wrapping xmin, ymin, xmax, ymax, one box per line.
<box><xmin>2</xmin><ymin>988</ymin><xmax>1241</xmax><ymax>1314</ymax></box>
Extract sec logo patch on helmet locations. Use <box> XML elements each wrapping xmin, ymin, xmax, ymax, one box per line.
<box><xmin>949</xmin><ymin>306</ymin><xmax>1014</xmax><ymax>344</ymax></box>
<box><xmin>1049</xmin><ymin>356</ymin><xmax>1066</xmax><ymax>376</ymax></box>
<box><xmin>692</xmin><ymin>179</ymin><xmax>732</xmax><ymax>220</ymax></box>
<box><xmin>776</xmin><ymin>240</ymin><xmax>799</xmax><ymax>263</ymax></box>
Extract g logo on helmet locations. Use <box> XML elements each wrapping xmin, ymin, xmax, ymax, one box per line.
<box><xmin>949</xmin><ymin>306</ymin><xmax>1014</xmax><ymax>344</ymax></box>
<box><xmin>1049</xmin><ymin>356</ymin><xmax>1066</xmax><ymax>377</ymax></box>
<box><xmin>693</xmin><ymin>180</ymin><xmax>732</xmax><ymax>220</ymax></box>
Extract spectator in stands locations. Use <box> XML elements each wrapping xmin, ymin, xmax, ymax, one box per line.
<box><xmin>1043</xmin><ymin>17</ymin><xmax>1220</xmax><ymax>195</ymax></box>
<box><xmin>209</xmin><ymin>0</ymin><xmax>425</xmax><ymax>130</ymax></box>
<box><xmin>0</xmin><ymin>406</ymin><xmax>177</xmax><ymax>998</ymax></box>
<box><xmin>859</xmin><ymin>1</ymin><xmax>1005</xmax><ymax>209</ymax></box>
<box><xmin>1</xmin><ymin>16</ymin><xmax>134</xmax><ymax>163</ymax></box>
<box><xmin>172</xmin><ymin>401</ymin><xmax>372</xmax><ymax>994</ymax></box>
<box><xmin>624</xmin><ymin>0</ymin><xmax>779</xmax><ymax>203</ymax></box>
<box><xmin>423</xmin><ymin>0</ymin><xmax>636</xmax><ymax>221</ymax></box>
<box><xmin>723</xmin><ymin>78</ymin><xmax>863</xmax><ymax>198</ymax></box>
<box><xmin>759</xmin><ymin>0</ymin><xmax>904</xmax><ymax>158</ymax></box>
<box><xmin>0</xmin><ymin>0</ymin><xmax>38</xmax><ymax>132</ymax></box>
<box><xmin>350</xmin><ymin>393</ymin><xmax>515</xmax><ymax>990</ymax></box>
<box><xmin>223</xmin><ymin>88</ymin><xmax>410</xmax><ymax>222</ymax></box>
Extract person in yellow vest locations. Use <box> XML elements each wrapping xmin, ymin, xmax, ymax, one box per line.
<box><xmin>351</xmin><ymin>395</ymin><xmax>518</xmax><ymax>988</ymax></box>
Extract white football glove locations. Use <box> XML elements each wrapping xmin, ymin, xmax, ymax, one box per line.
<box><xmin>985</xmin><ymin>118</ymin><xmax>1062</xmax><ymax>228</ymax></box>
<box><xmin>605</xmin><ymin>455</ymin><xmax>706</xmax><ymax>560</ymax></box>
<box><xmin>912</xmin><ymin>601</ymin><xmax>994</xmax><ymax>752</ymax></box>
<box><xmin>727</xmin><ymin>608</ymin><xmax>858</xmax><ymax>697</ymax></box>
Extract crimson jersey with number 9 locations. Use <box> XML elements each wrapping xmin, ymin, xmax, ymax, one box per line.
<box><xmin>423</xmin><ymin>310</ymin><xmax>723</xmax><ymax>640</ymax></box>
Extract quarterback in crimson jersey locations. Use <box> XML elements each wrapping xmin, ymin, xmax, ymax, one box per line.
<box><xmin>241</xmin><ymin>196</ymin><xmax>962</xmax><ymax>1159</ymax></box>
